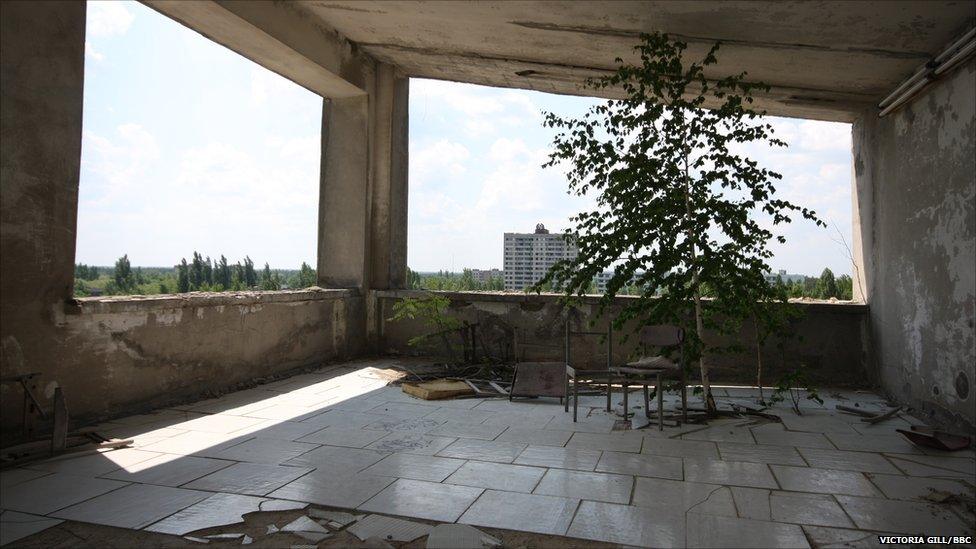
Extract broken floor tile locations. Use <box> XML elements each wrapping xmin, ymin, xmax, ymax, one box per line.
<box><xmin>183</xmin><ymin>462</ymin><xmax>314</xmax><ymax>497</ymax></box>
<box><xmin>280</xmin><ymin>516</ymin><xmax>332</xmax><ymax>542</ymax></box>
<box><xmin>0</xmin><ymin>510</ymin><xmax>64</xmax><ymax>546</ymax></box>
<box><xmin>567</xmin><ymin>501</ymin><xmax>684</xmax><ymax>547</ymax></box>
<box><xmin>801</xmin><ymin>525</ymin><xmax>888</xmax><ymax>548</ymax></box>
<box><xmin>866</xmin><ymin>472</ymin><xmax>975</xmax><ymax>501</ymax></box>
<box><xmin>307</xmin><ymin>509</ymin><xmax>360</xmax><ymax>526</ymax></box>
<box><xmin>146</xmin><ymin>493</ymin><xmax>284</xmax><ymax>536</ymax></box>
<box><xmin>459</xmin><ymin>490</ymin><xmax>578</xmax><ymax>536</ymax></box>
<box><xmin>0</xmin><ymin>472</ymin><xmax>128</xmax><ymax>515</ymax></box>
<box><xmin>685</xmin><ymin>513</ymin><xmax>809</xmax><ymax>548</ymax></box>
<box><xmin>346</xmin><ymin>514</ymin><xmax>433</xmax><ymax>542</ymax></box>
<box><xmin>51</xmin><ymin>484</ymin><xmax>210</xmax><ymax>529</ymax></box>
<box><xmin>426</xmin><ymin>523</ymin><xmax>501</xmax><ymax>549</ymax></box>
<box><xmin>358</xmin><ymin>479</ymin><xmax>483</xmax><ymax>522</ymax></box>
<box><xmin>267</xmin><ymin>471</ymin><xmax>395</xmax><ymax>508</ymax></box>
<box><xmin>631</xmin><ymin>477</ymin><xmax>736</xmax><ymax>516</ymax></box>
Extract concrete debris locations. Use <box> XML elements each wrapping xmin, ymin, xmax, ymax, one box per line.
<box><xmin>362</xmin><ymin>536</ymin><xmax>395</xmax><ymax>549</ymax></box>
<box><xmin>242</xmin><ymin>535</ymin><xmax>253</xmax><ymax>545</ymax></box>
<box><xmin>205</xmin><ymin>533</ymin><xmax>244</xmax><ymax>540</ymax></box>
<box><xmin>266</xmin><ymin>524</ymin><xmax>279</xmax><ymax>534</ymax></box>
<box><xmin>347</xmin><ymin>514</ymin><xmax>433</xmax><ymax>542</ymax></box>
<box><xmin>281</xmin><ymin>515</ymin><xmax>333</xmax><ymax>543</ymax></box>
<box><xmin>426</xmin><ymin>524</ymin><xmax>502</xmax><ymax>549</ymax></box>
<box><xmin>184</xmin><ymin>536</ymin><xmax>210</xmax><ymax>544</ymax></box>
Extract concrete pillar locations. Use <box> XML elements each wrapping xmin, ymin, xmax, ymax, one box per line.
<box><xmin>1</xmin><ymin>0</ymin><xmax>86</xmax><ymax>436</ymax></box>
<box><xmin>317</xmin><ymin>96</ymin><xmax>370</xmax><ymax>290</ymax></box>
<box><xmin>369</xmin><ymin>64</ymin><xmax>410</xmax><ymax>290</ymax></box>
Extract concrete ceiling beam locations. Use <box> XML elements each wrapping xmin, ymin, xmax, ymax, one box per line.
<box><xmin>143</xmin><ymin>0</ymin><xmax>370</xmax><ymax>99</ymax></box>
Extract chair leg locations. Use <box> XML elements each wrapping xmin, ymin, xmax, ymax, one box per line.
<box><xmin>573</xmin><ymin>377</ymin><xmax>579</xmax><ymax>423</ymax></box>
<box><xmin>564</xmin><ymin>374</ymin><xmax>570</xmax><ymax>413</ymax></box>
<box><xmin>643</xmin><ymin>384</ymin><xmax>650</xmax><ymax>418</ymax></box>
<box><xmin>622</xmin><ymin>382</ymin><xmax>628</xmax><ymax>419</ymax></box>
<box><xmin>606</xmin><ymin>372</ymin><xmax>612</xmax><ymax>412</ymax></box>
<box><xmin>681</xmin><ymin>384</ymin><xmax>688</xmax><ymax>424</ymax></box>
<box><xmin>657</xmin><ymin>373</ymin><xmax>664</xmax><ymax>431</ymax></box>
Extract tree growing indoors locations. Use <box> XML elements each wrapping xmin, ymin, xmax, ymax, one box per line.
<box><xmin>539</xmin><ymin>33</ymin><xmax>823</xmax><ymax>413</ymax></box>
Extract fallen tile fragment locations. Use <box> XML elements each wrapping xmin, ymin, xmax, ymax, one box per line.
<box><xmin>281</xmin><ymin>515</ymin><xmax>333</xmax><ymax>542</ymax></box>
<box><xmin>266</xmin><ymin>524</ymin><xmax>279</xmax><ymax>534</ymax></box>
<box><xmin>241</xmin><ymin>535</ymin><xmax>253</xmax><ymax>545</ymax></box>
<box><xmin>347</xmin><ymin>514</ymin><xmax>433</xmax><ymax>542</ymax></box>
<box><xmin>148</xmin><ymin>493</ymin><xmax>272</xmax><ymax>536</ymax></box>
<box><xmin>184</xmin><ymin>536</ymin><xmax>210</xmax><ymax>544</ymax></box>
<box><xmin>205</xmin><ymin>533</ymin><xmax>245</xmax><ymax>540</ymax></box>
<box><xmin>426</xmin><ymin>524</ymin><xmax>502</xmax><ymax>549</ymax></box>
<box><xmin>260</xmin><ymin>499</ymin><xmax>308</xmax><ymax>512</ymax></box>
<box><xmin>308</xmin><ymin>508</ymin><xmax>360</xmax><ymax>526</ymax></box>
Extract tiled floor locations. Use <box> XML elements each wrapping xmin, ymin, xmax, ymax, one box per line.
<box><xmin>2</xmin><ymin>358</ymin><xmax>974</xmax><ymax>547</ymax></box>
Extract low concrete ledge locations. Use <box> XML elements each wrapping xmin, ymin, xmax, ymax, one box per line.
<box><xmin>373</xmin><ymin>289</ymin><xmax>869</xmax><ymax>315</ymax></box>
<box><xmin>69</xmin><ymin>287</ymin><xmax>358</xmax><ymax>315</ymax></box>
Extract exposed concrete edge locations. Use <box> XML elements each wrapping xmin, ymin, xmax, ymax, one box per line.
<box><xmin>373</xmin><ymin>289</ymin><xmax>869</xmax><ymax>315</ymax></box>
<box><xmin>69</xmin><ymin>288</ymin><xmax>358</xmax><ymax>315</ymax></box>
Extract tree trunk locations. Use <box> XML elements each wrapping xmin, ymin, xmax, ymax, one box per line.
<box><xmin>755</xmin><ymin>319</ymin><xmax>764</xmax><ymax>404</ymax></box>
<box><xmin>683</xmin><ymin>139</ymin><xmax>716</xmax><ymax>414</ymax></box>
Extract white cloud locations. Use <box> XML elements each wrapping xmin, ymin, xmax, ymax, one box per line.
<box><xmin>250</xmin><ymin>67</ymin><xmax>303</xmax><ymax>106</ymax></box>
<box><xmin>411</xmin><ymin>139</ymin><xmax>471</xmax><ymax>185</ymax></box>
<box><xmin>82</xmin><ymin>123</ymin><xmax>159</xmax><ymax>190</ymax></box>
<box><xmin>87</xmin><ymin>1</ymin><xmax>135</xmax><ymax>38</ymax></box>
<box><xmin>795</xmin><ymin>120</ymin><xmax>852</xmax><ymax>152</ymax></box>
<box><xmin>85</xmin><ymin>41</ymin><xmax>104</xmax><ymax>62</ymax></box>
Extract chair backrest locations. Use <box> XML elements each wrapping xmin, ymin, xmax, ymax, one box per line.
<box><xmin>639</xmin><ymin>324</ymin><xmax>683</xmax><ymax>347</ymax></box>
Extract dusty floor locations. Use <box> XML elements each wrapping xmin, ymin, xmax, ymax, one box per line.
<box><xmin>2</xmin><ymin>357</ymin><xmax>974</xmax><ymax>548</ymax></box>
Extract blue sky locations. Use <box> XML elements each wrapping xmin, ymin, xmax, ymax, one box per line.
<box><xmin>79</xmin><ymin>1</ymin><xmax>854</xmax><ymax>276</ymax></box>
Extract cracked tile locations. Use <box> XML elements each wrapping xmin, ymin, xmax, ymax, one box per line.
<box><xmin>568</xmin><ymin>501</ymin><xmax>685</xmax><ymax>546</ymax></box>
<box><xmin>359</xmin><ymin>478</ymin><xmax>483</xmax><ymax>522</ymax></box>
<box><xmin>365</xmin><ymin>432</ymin><xmax>457</xmax><ymax>455</ymax></box>
<box><xmin>686</xmin><ymin>513</ymin><xmax>809</xmax><ymax>548</ymax></box>
<box><xmin>717</xmin><ymin>442</ymin><xmax>805</xmax><ymax>466</ymax></box>
<box><xmin>595</xmin><ymin>450</ymin><xmax>682</xmax><ymax>480</ymax></box>
<box><xmin>438</xmin><ymin>438</ymin><xmax>527</xmax><ymax>463</ymax></box>
<box><xmin>361</xmin><ymin>453</ymin><xmax>466</xmax><ymax>482</ymax></box>
<box><xmin>683</xmin><ymin>457</ymin><xmax>777</xmax><ymax>488</ymax></box>
<box><xmin>0</xmin><ymin>472</ymin><xmax>128</xmax><ymax>515</ymax></box>
<box><xmin>632</xmin><ymin>477</ymin><xmax>736</xmax><ymax>516</ymax></box>
<box><xmin>797</xmin><ymin>447</ymin><xmax>901</xmax><ymax>474</ymax></box>
<box><xmin>283</xmin><ymin>444</ymin><xmax>388</xmax><ymax>473</ymax></box>
<box><xmin>444</xmin><ymin>461</ymin><xmax>545</xmax><ymax>493</ymax></box>
<box><xmin>514</xmin><ymin>444</ymin><xmax>601</xmax><ymax>470</ymax></box>
<box><xmin>751</xmin><ymin>427</ymin><xmax>834</xmax><ymax>449</ymax></box>
<box><xmin>770</xmin><ymin>465</ymin><xmax>881</xmax><ymax>497</ymax></box>
<box><xmin>0</xmin><ymin>511</ymin><xmax>63</xmax><ymax>546</ymax></box>
<box><xmin>101</xmin><ymin>453</ymin><xmax>234</xmax><ymax>486</ymax></box>
<box><xmin>884</xmin><ymin>453</ymin><xmax>975</xmax><ymax>479</ymax></box>
<box><xmin>182</xmin><ymin>462</ymin><xmax>313</xmax><ymax>496</ymax></box>
<box><xmin>865</xmin><ymin>473</ymin><xmax>975</xmax><ymax>501</ymax></box>
<box><xmin>460</xmin><ymin>490</ymin><xmax>578</xmax><ymax>536</ymax></box>
<box><xmin>52</xmin><ymin>484</ymin><xmax>209</xmax><ymax>529</ymax></box>
<box><xmin>267</xmin><ymin>470</ymin><xmax>395</xmax><ymax>507</ymax></box>
<box><xmin>146</xmin><ymin>492</ymin><xmax>303</xmax><ymax>535</ymax></box>
<box><xmin>533</xmin><ymin>469</ymin><xmax>633</xmax><ymax>504</ymax></box>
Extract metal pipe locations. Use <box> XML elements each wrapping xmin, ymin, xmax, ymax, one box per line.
<box><xmin>934</xmin><ymin>39</ymin><xmax>976</xmax><ymax>76</ymax></box>
<box><xmin>878</xmin><ymin>28</ymin><xmax>975</xmax><ymax>117</ymax></box>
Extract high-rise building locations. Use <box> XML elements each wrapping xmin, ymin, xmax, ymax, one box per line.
<box><xmin>503</xmin><ymin>223</ymin><xmax>578</xmax><ymax>290</ymax></box>
<box><xmin>469</xmin><ymin>268</ymin><xmax>503</xmax><ymax>284</ymax></box>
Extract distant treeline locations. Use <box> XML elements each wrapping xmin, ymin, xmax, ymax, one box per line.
<box><xmin>74</xmin><ymin>253</ymin><xmax>316</xmax><ymax>297</ymax></box>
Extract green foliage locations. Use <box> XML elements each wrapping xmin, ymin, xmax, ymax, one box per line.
<box><xmin>74</xmin><ymin>263</ymin><xmax>99</xmax><ymax>281</ymax></box>
<box><xmin>816</xmin><ymin>268</ymin><xmax>839</xmax><ymax>299</ymax></box>
<box><xmin>769</xmin><ymin>364</ymin><xmax>824</xmax><ymax>415</ymax></box>
<box><xmin>407</xmin><ymin>269</ymin><xmax>503</xmax><ymax>292</ymax></box>
<box><xmin>260</xmin><ymin>262</ymin><xmax>281</xmax><ymax>291</ymax></box>
<box><xmin>388</xmin><ymin>294</ymin><xmax>462</xmax><ymax>348</ymax></box>
<box><xmin>177</xmin><ymin>259</ymin><xmax>190</xmax><ymax>293</ymax></box>
<box><xmin>536</xmin><ymin>33</ymin><xmax>823</xmax><ymax>412</ymax></box>
<box><xmin>114</xmin><ymin>254</ymin><xmax>134</xmax><ymax>292</ymax></box>
<box><xmin>296</xmin><ymin>262</ymin><xmax>317</xmax><ymax>288</ymax></box>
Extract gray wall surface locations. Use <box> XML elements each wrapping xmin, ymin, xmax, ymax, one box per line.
<box><xmin>853</xmin><ymin>58</ymin><xmax>976</xmax><ymax>432</ymax></box>
<box><xmin>376</xmin><ymin>291</ymin><xmax>871</xmax><ymax>389</ymax></box>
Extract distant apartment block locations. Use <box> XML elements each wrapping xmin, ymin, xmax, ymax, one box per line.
<box><xmin>470</xmin><ymin>268</ymin><xmax>503</xmax><ymax>284</ymax></box>
<box><xmin>503</xmin><ymin>223</ymin><xmax>578</xmax><ymax>290</ymax></box>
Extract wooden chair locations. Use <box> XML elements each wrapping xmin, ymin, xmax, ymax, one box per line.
<box><xmin>610</xmin><ymin>324</ymin><xmax>688</xmax><ymax>430</ymax></box>
<box><xmin>564</xmin><ymin>321</ymin><xmax>613</xmax><ymax>422</ymax></box>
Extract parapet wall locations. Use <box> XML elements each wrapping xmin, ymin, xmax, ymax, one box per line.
<box><xmin>375</xmin><ymin>290</ymin><xmax>871</xmax><ymax>388</ymax></box>
<box><xmin>0</xmin><ymin>289</ymin><xmax>364</xmax><ymax>441</ymax></box>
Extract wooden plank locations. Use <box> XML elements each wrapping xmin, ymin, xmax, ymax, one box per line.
<box><xmin>836</xmin><ymin>404</ymin><xmax>877</xmax><ymax>418</ymax></box>
<box><xmin>402</xmin><ymin>380</ymin><xmax>475</xmax><ymax>400</ymax></box>
<box><xmin>862</xmin><ymin>406</ymin><xmax>901</xmax><ymax>424</ymax></box>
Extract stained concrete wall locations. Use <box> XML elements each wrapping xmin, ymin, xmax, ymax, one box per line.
<box><xmin>853</xmin><ymin>58</ymin><xmax>976</xmax><ymax>433</ymax></box>
<box><xmin>0</xmin><ymin>291</ymin><xmax>364</xmax><ymax>442</ymax></box>
<box><xmin>376</xmin><ymin>291</ymin><xmax>870</xmax><ymax>388</ymax></box>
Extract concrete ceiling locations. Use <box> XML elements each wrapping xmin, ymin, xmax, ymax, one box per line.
<box><xmin>297</xmin><ymin>0</ymin><xmax>975</xmax><ymax>121</ymax></box>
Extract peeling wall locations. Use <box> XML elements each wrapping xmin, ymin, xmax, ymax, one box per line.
<box><xmin>853</xmin><ymin>58</ymin><xmax>976</xmax><ymax>433</ymax></box>
<box><xmin>376</xmin><ymin>291</ymin><xmax>870</xmax><ymax>388</ymax></box>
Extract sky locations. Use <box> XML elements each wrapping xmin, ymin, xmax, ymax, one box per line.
<box><xmin>79</xmin><ymin>1</ymin><xmax>854</xmax><ymax>276</ymax></box>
